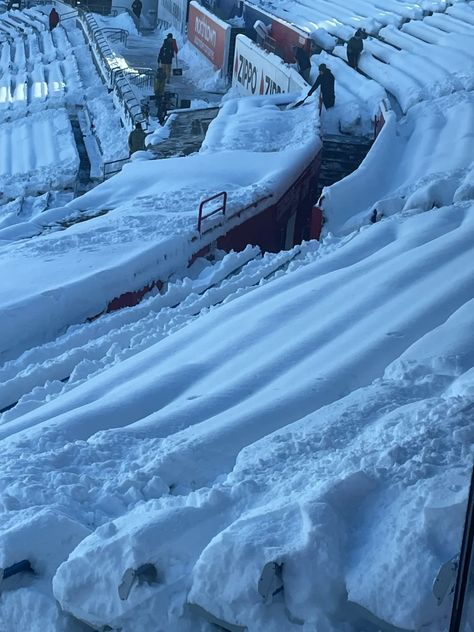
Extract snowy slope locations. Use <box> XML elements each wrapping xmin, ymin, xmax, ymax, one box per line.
<box><xmin>0</xmin><ymin>7</ymin><xmax>128</xmax><ymax>206</ymax></box>
<box><xmin>0</xmin><ymin>94</ymin><xmax>320</xmax><ymax>363</ymax></box>
<box><xmin>0</xmin><ymin>2</ymin><xmax>473</xmax><ymax>632</ymax></box>
<box><xmin>323</xmin><ymin>91</ymin><xmax>474</xmax><ymax>233</ymax></box>
<box><xmin>0</xmin><ymin>191</ymin><xmax>473</xmax><ymax>631</ymax></box>
<box><xmin>0</xmin><ymin>88</ymin><xmax>473</xmax><ymax>631</ymax></box>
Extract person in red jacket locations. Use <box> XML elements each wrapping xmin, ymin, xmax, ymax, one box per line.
<box><xmin>49</xmin><ymin>8</ymin><xmax>60</xmax><ymax>31</ymax></box>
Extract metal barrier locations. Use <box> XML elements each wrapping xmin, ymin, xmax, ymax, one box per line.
<box><xmin>101</xmin><ymin>27</ymin><xmax>128</xmax><ymax>44</ymax></box>
<box><xmin>126</xmin><ymin>66</ymin><xmax>154</xmax><ymax>89</ymax></box>
<box><xmin>156</xmin><ymin>18</ymin><xmax>170</xmax><ymax>30</ymax></box>
<box><xmin>59</xmin><ymin>10</ymin><xmax>80</xmax><ymax>21</ymax></box>
<box><xmin>374</xmin><ymin>98</ymin><xmax>391</xmax><ymax>140</ymax></box>
<box><xmin>197</xmin><ymin>192</ymin><xmax>227</xmax><ymax>233</ymax></box>
<box><xmin>77</xmin><ymin>12</ymin><xmax>146</xmax><ymax>127</ymax></box>
<box><xmin>102</xmin><ymin>156</ymin><xmax>129</xmax><ymax>181</ymax></box>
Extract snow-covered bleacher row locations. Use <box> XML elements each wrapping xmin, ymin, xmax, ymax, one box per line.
<box><xmin>0</xmin><ymin>9</ymin><xmax>79</xmax><ymax>199</ymax></box>
<box><xmin>331</xmin><ymin>6</ymin><xmax>474</xmax><ymax>112</ymax></box>
<box><xmin>0</xmin><ymin>8</ymin><xmax>83</xmax><ymax>109</ymax></box>
<box><xmin>0</xmin><ymin>109</ymin><xmax>79</xmax><ymax>198</ymax></box>
<box><xmin>251</xmin><ymin>0</ymin><xmax>450</xmax><ymax>49</ymax></box>
<box><xmin>0</xmin><ymin>4</ymin><xmax>127</xmax><ymax>211</ymax></box>
<box><xmin>251</xmin><ymin>0</ymin><xmax>474</xmax><ymax>113</ymax></box>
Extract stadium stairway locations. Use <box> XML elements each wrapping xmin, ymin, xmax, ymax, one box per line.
<box><xmin>317</xmin><ymin>134</ymin><xmax>373</xmax><ymax>195</ymax></box>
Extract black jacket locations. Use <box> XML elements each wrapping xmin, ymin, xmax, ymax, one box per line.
<box><xmin>128</xmin><ymin>128</ymin><xmax>147</xmax><ymax>153</ymax></box>
<box><xmin>308</xmin><ymin>69</ymin><xmax>335</xmax><ymax>99</ymax></box>
<box><xmin>132</xmin><ymin>0</ymin><xmax>142</xmax><ymax>17</ymax></box>
<box><xmin>158</xmin><ymin>41</ymin><xmax>174</xmax><ymax>65</ymax></box>
<box><xmin>295</xmin><ymin>47</ymin><xmax>311</xmax><ymax>71</ymax></box>
<box><xmin>347</xmin><ymin>35</ymin><xmax>363</xmax><ymax>56</ymax></box>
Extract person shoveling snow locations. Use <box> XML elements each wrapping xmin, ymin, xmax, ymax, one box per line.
<box><xmin>289</xmin><ymin>64</ymin><xmax>335</xmax><ymax>113</ymax></box>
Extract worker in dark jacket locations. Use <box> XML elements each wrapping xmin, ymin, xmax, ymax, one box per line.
<box><xmin>128</xmin><ymin>122</ymin><xmax>147</xmax><ymax>155</ymax></box>
<box><xmin>307</xmin><ymin>63</ymin><xmax>335</xmax><ymax>109</ymax></box>
<box><xmin>154</xmin><ymin>66</ymin><xmax>166</xmax><ymax>100</ymax></box>
<box><xmin>293</xmin><ymin>45</ymin><xmax>311</xmax><ymax>83</ymax></box>
<box><xmin>131</xmin><ymin>0</ymin><xmax>142</xmax><ymax>18</ymax></box>
<box><xmin>347</xmin><ymin>29</ymin><xmax>364</xmax><ymax>69</ymax></box>
<box><xmin>158</xmin><ymin>35</ymin><xmax>175</xmax><ymax>82</ymax></box>
<box><xmin>49</xmin><ymin>8</ymin><xmax>60</xmax><ymax>31</ymax></box>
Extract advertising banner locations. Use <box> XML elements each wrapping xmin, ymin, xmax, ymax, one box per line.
<box><xmin>188</xmin><ymin>1</ymin><xmax>231</xmax><ymax>71</ymax></box>
<box><xmin>157</xmin><ymin>0</ymin><xmax>189</xmax><ymax>33</ymax></box>
<box><xmin>243</xmin><ymin>1</ymin><xmax>312</xmax><ymax>63</ymax></box>
<box><xmin>232</xmin><ymin>34</ymin><xmax>307</xmax><ymax>96</ymax></box>
<box><xmin>199</xmin><ymin>0</ymin><xmax>241</xmax><ymax>21</ymax></box>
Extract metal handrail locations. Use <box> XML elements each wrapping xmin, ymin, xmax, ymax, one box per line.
<box><xmin>58</xmin><ymin>10</ymin><xmax>79</xmax><ymax>21</ymax></box>
<box><xmin>125</xmin><ymin>66</ymin><xmax>154</xmax><ymax>89</ymax></box>
<box><xmin>100</xmin><ymin>27</ymin><xmax>128</xmax><ymax>44</ymax></box>
<box><xmin>102</xmin><ymin>156</ymin><xmax>129</xmax><ymax>181</ymax></box>
<box><xmin>77</xmin><ymin>12</ymin><xmax>145</xmax><ymax>126</ymax></box>
<box><xmin>198</xmin><ymin>192</ymin><xmax>227</xmax><ymax>233</ymax></box>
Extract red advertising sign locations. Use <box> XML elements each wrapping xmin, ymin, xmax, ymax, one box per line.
<box><xmin>243</xmin><ymin>2</ymin><xmax>312</xmax><ymax>63</ymax></box>
<box><xmin>271</xmin><ymin>18</ymin><xmax>311</xmax><ymax>63</ymax></box>
<box><xmin>187</xmin><ymin>1</ymin><xmax>231</xmax><ymax>71</ymax></box>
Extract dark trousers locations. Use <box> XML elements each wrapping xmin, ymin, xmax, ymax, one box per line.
<box><xmin>322</xmin><ymin>92</ymin><xmax>335</xmax><ymax>109</ymax></box>
<box><xmin>347</xmin><ymin>51</ymin><xmax>360</xmax><ymax>69</ymax></box>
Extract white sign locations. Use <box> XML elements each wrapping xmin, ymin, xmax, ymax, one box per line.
<box><xmin>232</xmin><ymin>35</ymin><xmax>307</xmax><ymax>96</ymax></box>
<box><xmin>157</xmin><ymin>0</ymin><xmax>189</xmax><ymax>33</ymax></box>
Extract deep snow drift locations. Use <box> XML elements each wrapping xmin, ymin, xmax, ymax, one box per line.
<box><xmin>0</xmin><ymin>2</ymin><xmax>473</xmax><ymax>632</ymax></box>
<box><xmin>0</xmin><ymin>5</ymin><xmax>128</xmax><ymax>211</ymax></box>
<box><xmin>1</xmin><ymin>86</ymin><xmax>473</xmax><ymax>629</ymax></box>
<box><xmin>0</xmin><ymin>93</ymin><xmax>320</xmax><ymax>363</ymax></box>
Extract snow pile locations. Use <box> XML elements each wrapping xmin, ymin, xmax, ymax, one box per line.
<box><xmin>95</xmin><ymin>12</ymin><xmax>139</xmax><ymax>36</ymax></box>
<box><xmin>1</xmin><ymin>197</ymin><xmax>472</xmax><ymax>631</ymax></box>
<box><xmin>0</xmin><ymin>109</ymin><xmax>79</xmax><ymax>200</ymax></box>
<box><xmin>179</xmin><ymin>40</ymin><xmax>228</xmax><ymax>93</ymax></box>
<box><xmin>323</xmin><ymin>91</ymin><xmax>474</xmax><ymax>234</ymax></box>
<box><xmin>201</xmin><ymin>93</ymin><xmax>318</xmax><ymax>154</ymax></box>
<box><xmin>0</xmin><ymin>94</ymin><xmax>320</xmax><ymax>361</ymax></box>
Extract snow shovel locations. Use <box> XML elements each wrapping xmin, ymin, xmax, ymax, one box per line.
<box><xmin>287</xmin><ymin>94</ymin><xmax>310</xmax><ymax>109</ymax></box>
<box><xmin>173</xmin><ymin>55</ymin><xmax>182</xmax><ymax>77</ymax></box>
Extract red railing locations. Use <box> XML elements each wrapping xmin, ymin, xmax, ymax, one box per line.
<box><xmin>374</xmin><ymin>98</ymin><xmax>391</xmax><ymax>140</ymax></box>
<box><xmin>197</xmin><ymin>191</ymin><xmax>227</xmax><ymax>233</ymax></box>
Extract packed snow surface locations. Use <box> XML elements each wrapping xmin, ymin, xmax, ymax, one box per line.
<box><xmin>0</xmin><ymin>2</ymin><xmax>473</xmax><ymax>632</ymax></box>
<box><xmin>0</xmin><ymin>6</ymin><xmax>127</xmax><ymax>205</ymax></box>
<box><xmin>1</xmin><ymin>83</ymin><xmax>474</xmax><ymax>630</ymax></box>
<box><xmin>0</xmin><ymin>93</ymin><xmax>320</xmax><ymax>362</ymax></box>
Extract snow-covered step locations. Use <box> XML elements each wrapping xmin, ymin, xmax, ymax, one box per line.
<box><xmin>0</xmin><ymin>246</ymin><xmax>306</xmax><ymax>420</ymax></box>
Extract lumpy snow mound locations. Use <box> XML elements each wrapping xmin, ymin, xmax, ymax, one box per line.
<box><xmin>0</xmin><ymin>4</ymin><xmax>473</xmax><ymax>632</ymax></box>
<box><xmin>1</xmin><ymin>157</ymin><xmax>473</xmax><ymax>631</ymax></box>
<box><xmin>0</xmin><ymin>93</ymin><xmax>320</xmax><ymax>363</ymax></box>
<box><xmin>0</xmin><ymin>7</ymin><xmax>127</xmax><ymax>205</ymax></box>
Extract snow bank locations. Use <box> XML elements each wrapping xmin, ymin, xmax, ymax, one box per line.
<box><xmin>179</xmin><ymin>41</ymin><xmax>228</xmax><ymax>93</ymax></box>
<box><xmin>0</xmin><ymin>109</ymin><xmax>79</xmax><ymax>200</ymax></box>
<box><xmin>323</xmin><ymin>92</ymin><xmax>474</xmax><ymax>234</ymax></box>
<box><xmin>0</xmin><ymin>94</ymin><xmax>320</xmax><ymax>362</ymax></box>
<box><xmin>95</xmin><ymin>12</ymin><xmax>139</xmax><ymax>36</ymax></box>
